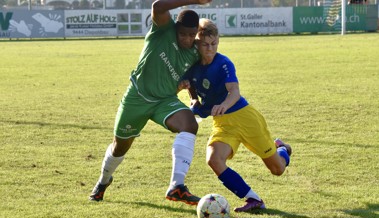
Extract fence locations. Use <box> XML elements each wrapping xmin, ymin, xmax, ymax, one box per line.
<box><xmin>1</xmin><ymin>0</ymin><xmax>378</xmax><ymax>10</ymax></box>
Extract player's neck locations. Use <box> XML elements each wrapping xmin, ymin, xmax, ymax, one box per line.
<box><xmin>200</xmin><ymin>57</ymin><xmax>213</xmax><ymax>65</ymax></box>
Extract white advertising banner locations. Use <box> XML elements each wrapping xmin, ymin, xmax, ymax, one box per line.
<box><xmin>1</xmin><ymin>8</ymin><xmax>294</xmax><ymax>39</ymax></box>
<box><xmin>0</xmin><ymin>10</ymin><xmax>64</xmax><ymax>38</ymax></box>
<box><xmin>64</xmin><ymin>8</ymin><xmax>292</xmax><ymax>38</ymax></box>
<box><xmin>146</xmin><ymin>8</ymin><xmax>293</xmax><ymax>35</ymax></box>
<box><xmin>215</xmin><ymin>8</ymin><xmax>293</xmax><ymax>35</ymax></box>
<box><xmin>64</xmin><ymin>10</ymin><xmax>150</xmax><ymax>37</ymax></box>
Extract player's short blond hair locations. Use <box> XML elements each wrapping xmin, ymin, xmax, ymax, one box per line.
<box><xmin>196</xmin><ymin>18</ymin><xmax>218</xmax><ymax>40</ymax></box>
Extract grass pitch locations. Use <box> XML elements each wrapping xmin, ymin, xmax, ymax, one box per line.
<box><xmin>0</xmin><ymin>34</ymin><xmax>378</xmax><ymax>218</ymax></box>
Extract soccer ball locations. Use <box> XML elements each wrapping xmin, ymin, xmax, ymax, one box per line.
<box><xmin>197</xmin><ymin>193</ymin><xmax>230</xmax><ymax>218</ymax></box>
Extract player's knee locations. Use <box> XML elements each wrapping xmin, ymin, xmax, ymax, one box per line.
<box><xmin>269</xmin><ymin>165</ymin><xmax>285</xmax><ymax>176</ymax></box>
<box><xmin>113</xmin><ymin>137</ymin><xmax>133</xmax><ymax>157</ymax></box>
<box><xmin>181</xmin><ymin>119</ymin><xmax>198</xmax><ymax>134</ymax></box>
<box><xmin>167</xmin><ymin>111</ymin><xmax>198</xmax><ymax>134</ymax></box>
<box><xmin>189</xmin><ymin>120</ymin><xmax>198</xmax><ymax>133</ymax></box>
<box><xmin>206</xmin><ymin>155</ymin><xmax>229</xmax><ymax>176</ymax></box>
<box><xmin>206</xmin><ymin>157</ymin><xmax>214</xmax><ymax>168</ymax></box>
<box><xmin>206</xmin><ymin>155</ymin><xmax>220</xmax><ymax>169</ymax></box>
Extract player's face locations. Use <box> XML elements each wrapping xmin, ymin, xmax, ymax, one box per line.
<box><xmin>176</xmin><ymin>25</ymin><xmax>198</xmax><ymax>49</ymax></box>
<box><xmin>197</xmin><ymin>35</ymin><xmax>219</xmax><ymax>63</ymax></box>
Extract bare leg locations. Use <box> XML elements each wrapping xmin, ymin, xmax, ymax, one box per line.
<box><xmin>262</xmin><ymin>152</ymin><xmax>287</xmax><ymax>176</ymax></box>
<box><xmin>206</xmin><ymin>142</ymin><xmax>231</xmax><ymax>176</ymax></box>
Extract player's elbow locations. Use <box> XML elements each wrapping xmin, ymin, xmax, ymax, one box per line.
<box><xmin>152</xmin><ymin>0</ymin><xmax>165</xmax><ymax>14</ymax></box>
<box><xmin>152</xmin><ymin>1</ymin><xmax>158</xmax><ymax>10</ymax></box>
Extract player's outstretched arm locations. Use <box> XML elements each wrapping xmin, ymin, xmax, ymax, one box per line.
<box><xmin>152</xmin><ymin>0</ymin><xmax>212</xmax><ymax>27</ymax></box>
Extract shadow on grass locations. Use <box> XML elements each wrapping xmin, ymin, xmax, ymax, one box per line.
<box><xmin>342</xmin><ymin>203</ymin><xmax>379</xmax><ymax>218</ymax></box>
<box><xmin>117</xmin><ymin>201</ymin><xmax>309</xmax><ymax>218</ymax></box>
<box><xmin>1</xmin><ymin>119</ymin><xmax>111</xmax><ymax>130</ymax></box>
<box><xmin>0</xmin><ymin>119</ymin><xmax>210</xmax><ymax>137</ymax></box>
<box><xmin>235</xmin><ymin>208</ymin><xmax>309</xmax><ymax>218</ymax></box>
<box><xmin>292</xmin><ymin>137</ymin><xmax>377</xmax><ymax>149</ymax></box>
<box><xmin>129</xmin><ymin>201</ymin><xmax>196</xmax><ymax>216</ymax></box>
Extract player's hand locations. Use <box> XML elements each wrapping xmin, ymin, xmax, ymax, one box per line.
<box><xmin>211</xmin><ymin>104</ymin><xmax>227</xmax><ymax>116</ymax></box>
<box><xmin>177</xmin><ymin>80</ymin><xmax>190</xmax><ymax>92</ymax></box>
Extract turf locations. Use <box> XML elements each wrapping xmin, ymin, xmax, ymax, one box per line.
<box><xmin>0</xmin><ymin>33</ymin><xmax>378</xmax><ymax>218</ymax></box>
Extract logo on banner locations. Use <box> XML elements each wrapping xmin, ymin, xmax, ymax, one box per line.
<box><xmin>2</xmin><ymin>12</ymin><xmax>63</xmax><ymax>37</ymax></box>
<box><xmin>225</xmin><ymin>15</ymin><xmax>236</xmax><ymax>28</ymax></box>
<box><xmin>0</xmin><ymin>12</ymin><xmax>13</xmax><ymax>30</ymax></box>
<box><xmin>145</xmin><ymin>14</ymin><xmax>152</xmax><ymax>28</ymax></box>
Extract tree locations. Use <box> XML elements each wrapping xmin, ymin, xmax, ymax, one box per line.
<box><xmin>271</xmin><ymin>0</ymin><xmax>295</xmax><ymax>7</ymax></box>
<box><xmin>0</xmin><ymin>0</ymin><xmax>7</xmax><ymax>8</ymax></box>
<box><xmin>91</xmin><ymin>0</ymin><xmax>102</xmax><ymax>8</ymax></box>
<box><xmin>114</xmin><ymin>0</ymin><xmax>125</xmax><ymax>8</ymax></box>
<box><xmin>71</xmin><ymin>0</ymin><xmax>79</xmax><ymax>9</ymax></box>
<box><xmin>79</xmin><ymin>0</ymin><xmax>90</xmax><ymax>9</ymax></box>
<box><xmin>5</xmin><ymin>0</ymin><xmax>18</xmax><ymax>7</ymax></box>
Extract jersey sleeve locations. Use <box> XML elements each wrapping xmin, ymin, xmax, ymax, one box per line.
<box><xmin>222</xmin><ymin>57</ymin><xmax>238</xmax><ymax>83</ymax></box>
<box><xmin>146</xmin><ymin>19</ymin><xmax>175</xmax><ymax>41</ymax></box>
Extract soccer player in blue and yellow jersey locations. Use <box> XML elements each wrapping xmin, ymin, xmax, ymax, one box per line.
<box><xmin>89</xmin><ymin>0</ymin><xmax>212</xmax><ymax>206</ymax></box>
<box><xmin>181</xmin><ymin>19</ymin><xmax>292</xmax><ymax>212</ymax></box>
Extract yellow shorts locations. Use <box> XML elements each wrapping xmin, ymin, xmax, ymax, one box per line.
<box><xmin>208</xmin><ymin>105</ymin><xmax>276</xmax><ymax>159</ymax></box>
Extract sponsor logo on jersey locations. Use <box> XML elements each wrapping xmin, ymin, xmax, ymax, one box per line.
<box><xmin>159</xmin><ymin>52</ymin><xmax>180</xmax><ymax>81</ymax></box>
<box><xmin>119</xmin><ymin>124</ymin><xmax>137</xmax><ymax>134</ymax></box>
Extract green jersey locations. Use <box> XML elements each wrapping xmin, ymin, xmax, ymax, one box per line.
<box><xmin>129</xmin><ymin>20</ymin><xmax>199</xmax><ymax>102</ymax></box>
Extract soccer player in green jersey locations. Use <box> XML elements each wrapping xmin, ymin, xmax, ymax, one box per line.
<box><xmin>89</xmin><ymin>0</ymin><xmax>212</xmax><ymax>205</ymax></box>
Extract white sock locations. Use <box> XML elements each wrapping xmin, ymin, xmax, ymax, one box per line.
<box><xmin>245</xmin><ymin>189</ymin><xmax>261</xmax><ymax>201</ymax></box>
<box><xmin>169</xmin><ymin>132</ymin><xmax>196</xmax><ymax>189</ymax></box>
<box><xmin>98</xmin><ymin>144</ymin><xmax>125</xmax><ymax>184</ymax></box>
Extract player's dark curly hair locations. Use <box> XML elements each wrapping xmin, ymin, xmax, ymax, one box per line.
<box><xmin>175</xmin><ymin>10</ymin><xmax>199</xmax><ymax>28</ymax></box>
